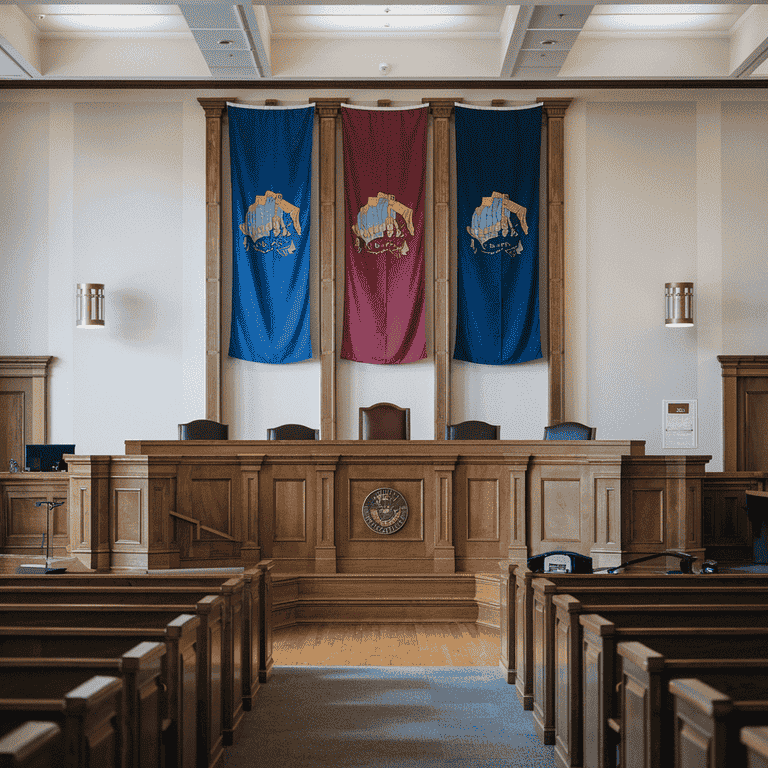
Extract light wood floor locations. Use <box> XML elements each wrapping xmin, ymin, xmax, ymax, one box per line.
<box><xmin>272</xmin><ymin>622</ymin><xmax>500</xmax><ymax>666</ymax></box>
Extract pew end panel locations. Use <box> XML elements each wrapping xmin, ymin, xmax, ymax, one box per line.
<box><xmin>742</xmin><ymin>726</ymin><xmax>768</xmax><ymax>768</ymax></box>
<box><xmin>0</xmin><ymin>721</ymin><xmax>62</xmax><ymax>768</ymax></box>
<box><xmin>499</xmin><ymin>561</ymin><xmax>515</xmax><ymax>685</ymax></box>
<box><xmin>532</xmin><ymin>578</ymin><xmax>558</xmax><ymax>744</ymax></box>
<box><xmin>581</xmin><ymin>614</ymin><xmax>616</xmax><ymax>768</ymax></box>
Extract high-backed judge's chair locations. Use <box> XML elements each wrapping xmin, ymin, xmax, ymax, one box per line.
<box><xmin>359</xmin><ymin>403</ymin><xmax>411</xmax><ymax>440</ymax></box>
<box><xmin>445</xmin><ymin>420</ymin><xmax>500</xmax><ymax>440</ymax></box>
<box><xmin>267</xmin><ymin>424</ymin><xmax>319</xmax><ymax>440</ymax></box>
<box><xmin>543</xmin><ymin>421</ymin><xmax>596</xmax><ymax>440</ymax></box>
<box><xmin>178</xmin><ymin>419</ymin><xmax>229</xmax><ymax>440</ymax></box>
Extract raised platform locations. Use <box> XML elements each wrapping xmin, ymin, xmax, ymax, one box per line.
<box><xmin>272</xmin><ymin>572</ymin><xmax>501</xmax><ymax>629</ymax></box>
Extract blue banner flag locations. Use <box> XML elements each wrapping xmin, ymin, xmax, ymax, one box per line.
<box><xmin>454</xmin><ymin>103</ymin><xmax>542</xmax><ymax>365</ymax></box>
<box><xmin>228</xmin><ymin>103</ymin><xmax>314</xmax><ymax>363</ymax></box>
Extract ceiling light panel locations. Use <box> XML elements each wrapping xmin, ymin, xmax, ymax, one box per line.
<box><xmin>281</xmin><ymin>14</ymin><xmax>497</xmax><ymax>33</ymax></box>
<box><xmin>26</xmin><ymin>4</ymin><xmax>180</xmax><ymax>15</ymax></box>
<box><xmin>585</xmin><ymin>13</ymin><xmax>739</xmax><ymax>33</ymax></box>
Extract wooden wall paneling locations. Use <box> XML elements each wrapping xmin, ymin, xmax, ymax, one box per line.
<box><xmin>591</xmin><ymin>474</ymin><xmax>622</xmax><ymax>569</ymax></box>
<box><xmin>508</xmin><ymin>461</ymin><xmax>530</xmax><ymax>566</ymax></box>
<box><xmin>424</xmin><ymin>99</ymin><xmax>458</xmax><ymax>439</ymax></box>
<box><xmin>311</xmin><ymin>98</ymin><xmax>347</xmax><ymax>440</ymax></box>
<box><xmin>198</xmin><ymin>99</ymin><xmax>235</xmax><ymax>423</ymax></box>
<box><xmin>701</xmin><ymin>472</ymin><xmax>766</xmax><ymax>561</ymax></box>
<box><xmin>67</xmin><ymin>455</ymin><xmax>112</xmax><ymax>571</ymax></box>
<box><xmin>0</xmin><ymin>357</ymin><xmax>52</xmax><ymax>471</ymax></box>
<box><xmin>239</xmin><ymin>455</ymin><xmax>264</xmax><ymax>565</ymax></box>
<box><xmin>433</xmin><ymin>458</ymin><xmax>457</xmax><ymax>573</ymax></box>
<box><xmin>314</xmin><ymin>455</ymin><xmax>339</xmax><ymax>573</ymax></box>
<box><xmin>0</xmin><ymin>472</ymin><xmax>69</xmax><ymax>557</ymax></box>
<box><xmin>538</xmin><ymin>101</ymin><xmax>572</xmax><ymax>425</ymax></box>
<box><xmin>620</xmin><ymin>455</ymin><xmax>710</xmax><ymax>566</ymax></box>
<box><xmin>718</xmin><ymin>356</ymin><xmax>768</xmax><ymax>471</ymax></box>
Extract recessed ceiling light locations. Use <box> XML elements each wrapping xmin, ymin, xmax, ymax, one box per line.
<box><xmin>219</xmin><ymin>39</ymin><xmax>233</xmax><ymax>45</ymax></box>
<box><xmin>540</xmin><ymin>40</ymin><xmax>557</xmax><ymax>45</ymax></box>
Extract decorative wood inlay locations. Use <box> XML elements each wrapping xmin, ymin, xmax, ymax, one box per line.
<box><xmin>198</xmin><ymin>98</ymin><xmax>236</xmax><ymax>423</ymax></box>
<box><xmin>240</xmin><ymin>455</ymin><xmax>264</xmax><ymax>563</ymax></box>
<box><xmin>539</xmin><ymin>99</ymin><xmax>572</xmax><ymax>425</ymax></box>
<box><xmin>433</xmin><ymin>459</ymin><xmax>457</xmax><ymax>573</ymax></box>
<box><xmin>491</xmin><ymin>99</ymin><xmax>506</xmax><ymax>106</ymax></box>
<box><xmin>310</xmin><ymin>98</ymin><xmax>348</xmax><ymax>440</ymax></box>
<box><xmin>315</xmin><ymin>456</ymin><xmax>339</xmax><ymax>573</ymax></box>
<box><xmin>377</xmin><ymin>99</ymin><xmax>391</xmax><ymax>107</ymax></box>
<box><xmin>424</xmin><ymin>98</ymin><xmax>460</xmax><ymax>438</ymax></box>
<box><xmin>265</xmin><ymin>99</ymin><xmax>278</xmax><ymax>106</ymax></box>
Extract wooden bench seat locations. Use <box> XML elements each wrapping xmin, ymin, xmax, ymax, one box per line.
<box><xmin>0</xmin><ymin>559</ymin><xmax>274</xmax><ymax>691</ymax></box>
<box><xmin>579</xmin><ymin>615</ymin><xmax>768</xmax><ymax>768</ymax></box>
<box><xmin>0</xmin><ymin>642</ymin><xmax>164</xmax><ymax>768</ymax></box>
<box><xmin>531</xmin><ymin>582</ymin><xmax>768</xmax><ymax>748</ymax></box>
<box><xmin>0</xmin><ymin>616</ymin><xmax>198</xmax><ymax>768</ymax></box>
<box><xmin>671</xmin><ymin>677</ymin><xmax>768</xmax><ymax>768</ymax></box>
<box><xmin>510</xmin><ymin>567</ymin><xmax>768</xmax><ymax>709</ymax></box>
<box><xmin>0</xmin><ymin>603</ymin><xmax>221</xmax><ymax>768</ymax></box>
<box><xmin>618</xmin><ymin>642</ymin><xmax>768</xmax><ymax>768</ymax></box>
<box><xmin>0</xmin><ymin>672</ymin><xmax>122</xmax><ymax>768</ymax></box>
<box><xmin>0</xmin><ymin>582</ymin><xmax>246</xmax><ymax>746</ymax></box>
<box><xmin>0</xmin><ymin>721</ymin><xmax>62</xmax><ymax>768</ymax></box>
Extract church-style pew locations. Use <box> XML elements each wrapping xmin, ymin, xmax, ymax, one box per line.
<box><xmin>0</xmin><ymin>602</ymin><xmax>222</xmax><ymax>768</ymax></box>
<box><xmin>579</xmin><ymin>616</ymin><xmax>768</xmax><ymax>768</ymax></box>
<box><xmin>511</xmin><ymin>567</ymin><xmax>768</xmax><ymax>710</ymax></box>
<box><xmin>618</xmin><ymin>642</ymin><xmax>768</xmax><ymax>768</ymax></box>
<box><xmin>0</xmin><ymin>642</ymin><xmax>164</xmax><ymax>768</ymax></box>
<box><xmin>0</xmin><ymin>721</ymin><xmax>62</xmax><ymax>768</ymax></box>
<box><xmin>531</xmin><ymin>579</ymin><xmax>768</xmax><ymax>747</ymax></box>
<box><xmin>741</xmin><ymin>725</ymin><xmax>768</xmax><ymax>768</ymax></box>
<box><xmin>0</xmin><ymin>559</ymin><xmax>274</xmax><ymax>699</ymax></box>
<box><xmin>0</xmin><ymin>580</ymin><xmax>246</xmax><ymax>746</ymax></box>
<box><xmin>671</xmin><ymin>677</ymin><xmax>768</xmax><ymax>768</ymax></box>
<box><xmin>0</xmin><ymin>615</ymin><xmax>199</xmax><ymax>768</ymax></box>
<box><xmin>0</xmin><ymin>673</ymin><xmax>122</xmax><ymax>768</ymax></box>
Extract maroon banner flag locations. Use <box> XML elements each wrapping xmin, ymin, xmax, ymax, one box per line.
<box><xmin>341</xmin><ymin>104</ymin><xmax>427</xmax><ymax>364</ymax></box>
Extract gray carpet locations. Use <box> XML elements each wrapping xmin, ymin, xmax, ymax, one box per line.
<box><xmin>221</xmin><ymin>666</ymin><xmax>556</xmax><ymax>768</ymax></box>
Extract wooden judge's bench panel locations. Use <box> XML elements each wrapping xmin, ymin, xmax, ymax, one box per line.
<box><xmin>42</xmin><ymin>440</ymin><xmax>710</xmax><ymax>575</ymax></box>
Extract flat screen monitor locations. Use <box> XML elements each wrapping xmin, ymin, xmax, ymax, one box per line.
<box><xmin>25</xmin><ymin>444</ymin><xmax>75</xmax><ymax>472</ymax></box>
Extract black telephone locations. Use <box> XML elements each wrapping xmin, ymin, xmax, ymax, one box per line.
<box><xmin>527</xmin><ymin>550</ymin><xmax>593</xmax><ymax>574</ymax></box>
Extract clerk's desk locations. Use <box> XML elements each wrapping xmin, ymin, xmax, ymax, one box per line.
<box><xmin>47</xmin><ymin>439</ymin><xmax>710</xmax><ymax>575</ymax></box>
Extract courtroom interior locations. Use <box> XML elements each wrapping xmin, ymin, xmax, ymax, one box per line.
<box><xmin>1</xmin><ymin>1</ymin><xmax>768</xmax><ymax>767</ymax></box>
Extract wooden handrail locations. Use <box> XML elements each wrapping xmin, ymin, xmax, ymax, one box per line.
<box><xmin>168</xmin><ymin>510</ymin><xmax>235</xmax><ymax>541</ymax></box>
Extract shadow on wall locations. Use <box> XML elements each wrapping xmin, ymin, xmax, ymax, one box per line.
<box><xmin>109</xmin><ymin>288</ymin><xmax>160</xmax><ymax>345</ymax></box>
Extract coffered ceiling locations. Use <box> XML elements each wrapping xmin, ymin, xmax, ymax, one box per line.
<box><xmin>0</xmin><ymin>2</ymin><xmax>766</xmax><ymax>82</ymax></box>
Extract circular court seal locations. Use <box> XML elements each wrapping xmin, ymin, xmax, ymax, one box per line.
<box><xmin>362</xmin><ymin>488</ymin><xmax>408</xmax><ymax>535</ymax></box>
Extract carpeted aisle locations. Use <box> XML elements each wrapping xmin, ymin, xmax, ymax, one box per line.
<box><xmin>221</xmin><ymin>666</ymin><xmax>556</xmax><ymax>768</ymax></box>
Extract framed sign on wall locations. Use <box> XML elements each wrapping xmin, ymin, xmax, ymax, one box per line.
<box><xmin>662</xmin><ymin>399</ymin><xmax>697</xmax><ymax>449</ymax></box>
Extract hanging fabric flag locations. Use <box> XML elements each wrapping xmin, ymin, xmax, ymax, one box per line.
<box><xmin>454</xmin><ymin>103</ymin><xmax>543</xmax><ymax>365</ymax></box>
<box><xmin>228</xmin><ymin>102</ymin><xmax>314</xmax><ymax>364</ymax></box>
<box><xmin>341</xmin><ymin>104</ymin><xmax>428</xmax><ymax>365</ymax></box>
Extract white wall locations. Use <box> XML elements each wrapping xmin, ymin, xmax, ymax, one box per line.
<box><xmin>2</xmin><ymin>87</ymin><xmax>768</xmax><ymax>465</ymax></box>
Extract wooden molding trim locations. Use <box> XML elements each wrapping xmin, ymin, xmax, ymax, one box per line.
<box><xmin>424</xmin><ymin>98</ymin><xmax>460</xmax><ymax>439</ymax></box>
<box><xmin>539</xmin><ymin>98</ymin><xmax>573</xmax><ymax>424</ymax></box>
<box><xmin>0</xmin><ymin>357</ymin><xmax>53</xmax><ymax>378</ymax></box>
<box><xmin>310</xmin><ymin>98</ymin><xmax>348</xmax><ymax>439</ymax></box>
<box><xmin>198</xmin><ymin>97</ymin><xmax>236</xmax><ymax>422</ymax></box>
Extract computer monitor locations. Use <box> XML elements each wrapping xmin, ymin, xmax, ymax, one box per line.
<box><xmin>24</xmin><ymin>444</ymin><xmax>75</xmax><ymax>472</ymax></box>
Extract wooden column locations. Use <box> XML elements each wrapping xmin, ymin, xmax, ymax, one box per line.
<box><xmin>239</xmin><ymin>455</ymin><xmax>265</xmax><ymax>565</ymax></box>
<box><xmin>311</xmin><ymin>98</ymin><xmax>347</xmax><ymax>440</ymax></box>
<box><xmin>539</xmin><ymin>99</ymin><xmax>572</xmax><ymax>425</ymax></box>
<box><xmin>433</xmin><ymin>458</ymin><xmax>458</xmax><ymax>573</ymax></box>
<box><xmin>198</xmin><ymin>98</ymin><xmax>235</xmax><ymax>423</ymax></box>
<box><xmin>315</xmin><ymin>455</ymin><xmax>339</xmax><ymax>573</ymax></box>
<box><xmin>424</xmin><ymin>99</ymin><xmax>458</xmax><ymax>440</ymax></box>
<box><xmin>67</xmin><ymin>455</ymin><xmax>112</xmax><ymax>572</ymax></box>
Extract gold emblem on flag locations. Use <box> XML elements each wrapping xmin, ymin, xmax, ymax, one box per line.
<box><xmin>240</xmin><ymin>190</ymin><xmax>302</xmax><ymax>258</ymax></box>
<box><xmin>352</xmin><ymin>192</ymin><xmax>415</xmax><ymax>258</ymax></box>
<box><xmin>467</xmin><ymin>191</ymin><xmax>528</xmax><ymax>257</ymax></box>
<box><xmin>362</xmin><ymin>487</ymin><xmax>409</xmax><ymax>535</ymax></box>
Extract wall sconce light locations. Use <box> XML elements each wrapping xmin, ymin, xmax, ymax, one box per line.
<box><xmin>76</xmin><ymin>283</ymin><xmax>105</xmax><ymax>328</ymax></box>
<box><xmin>665</xmin><ymin>282</ymin><xmax>693</xmax><ymax>327</ymax></box>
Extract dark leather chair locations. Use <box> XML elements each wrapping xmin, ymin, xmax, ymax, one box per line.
<box><xmin>543</xmin><ymin>421</ymin><xmax>596</xmax><ymax>440</ymax></box>
<box><xmin>178</xmin><ymin>419</ymin><xmax>229</xmax><ymax>440</ymax></box>
<box><xmin>445</xmin><ymin>420</ymin><xmax>500</xmax><ymax>440</ymax></box>
<box><xmin>267</xmin><ymin>424</ymin><xmax>319</xmax><ymax>440</ymax></box>
<box><xmin>359</xmin><ymin>403</ymin><xmax>410</xmax><ymax>440</ymax></box>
